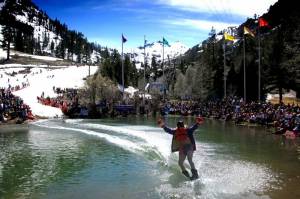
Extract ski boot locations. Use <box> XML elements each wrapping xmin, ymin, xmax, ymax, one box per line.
<box><xmin>182</xmin><ymin>170</ymin><xmax>190</xmax><ymax>178</ymax></box>
<box><xmin>190</xmin><ymin>169</ymin><xmax>199</xmax><ymax>180</ymax></box>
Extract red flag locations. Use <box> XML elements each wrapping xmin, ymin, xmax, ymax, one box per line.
<box><xmin>259</xmin><ymin>17</ymin><xmax>269</xmax><ymax>27</ymax></box>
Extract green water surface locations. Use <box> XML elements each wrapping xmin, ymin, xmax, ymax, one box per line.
<box><xmin>0</xmin><ymin>117</ymin><xmax>299</xmax><ymax>199</ymax></box>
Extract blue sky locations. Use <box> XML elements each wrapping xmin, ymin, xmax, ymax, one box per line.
<box><xmin>32</xmin><ymin>0</ymin><xmax>277</xmax><ymax>49</ymax></box>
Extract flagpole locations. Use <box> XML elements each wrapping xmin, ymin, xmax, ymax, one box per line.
<box><xmin>162</xmin><ymin>37</ymin><xmax>165</xmax><ymax>100</ymax></box>
<box><xmin>258</xmin><ymin>22</ymin><xmax>261</xmax><ymax>102</ymax></box>
<box><xmin>243</xmin><ymin>32</ymin><xmax>246</xmax><ymax>102</ymax></box>
<box><xmin>144</xmin><ymin>35</ymin><xmax>146</xmax><ymax>95</ymax></box>
<box><xmin>162</xmin><ymin>37</ymin><xmax>165</xmax><ymax>81</ymax></box>
<box><xmin>223</xmin><ymin>36</ymin><xmax>226</xmax><ymax>98</ymax></box>
<box><xmin>143</xmin><ymin>35</ymin><xmax>146</xmax><ymax>102</ymax></box>
<box><xmin>122</xmin><ymin>34</ymin><xmax>124</xmax><ymax>96</ymax></box>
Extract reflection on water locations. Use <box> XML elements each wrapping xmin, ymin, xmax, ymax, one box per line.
<box><xmin>0</xmin><ymin>118</ymin><xmax>300</xmax><ymax>199</ymax></box>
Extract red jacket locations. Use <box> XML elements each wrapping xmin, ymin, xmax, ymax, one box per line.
<box><xmin>163</xmin><ymin>124</ymin><xmax>198</xmax><ymax>152</ymax></box>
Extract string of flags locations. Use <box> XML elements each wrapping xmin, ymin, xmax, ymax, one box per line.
<box><xmin>223</xmin><ymin>17</ymin><xmax>269</xmax><ymax>41</ymax></box>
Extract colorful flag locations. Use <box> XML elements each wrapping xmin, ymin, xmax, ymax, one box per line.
<box><xmin>139</xmin><ymin>40</ymin><xmax>154</xmax><ymax>49</ymax></box>
<box><xmin>258</xmin><ymin>17</ymin><xmax>269</xmax><ymax>27</ymax></box>
<box><xmin>145</xmin><ymin>42</ymin><xmax>154</xmax><ymax>47</ymax></box>
<box><xmin>144</xmin><ymin>40</ymin><xmax>154</xmax><ymax>48</ymax></box>
<box><xmin>122</xmin><ymin>34</ymin><xmax>127</xmax><ymax>43</ymax></box>
<box><xmin>244</xmin><ymin>26</ymin><xmax>255</xmax><ymax>37</ymax></box>
<box><xmin>162</xmin><ymin>37</ymin><xmax>170</xmax><ymax>47</ymax></box>
<box><xmin>224</xmin><ymin>33</ymin><xmax>235</xmax><ymax>41</ymax></box>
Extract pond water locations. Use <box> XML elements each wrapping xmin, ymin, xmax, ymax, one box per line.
<box><xmin>0</xmin><ymin>117</ymin><xmax>299</xmax><ymax>199</ymax></box>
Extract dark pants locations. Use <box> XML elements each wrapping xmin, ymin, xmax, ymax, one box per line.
<box><xmin>178</xmin><ymin>144</ymin><xmax>195</xmax><ymax>171</ymax></box>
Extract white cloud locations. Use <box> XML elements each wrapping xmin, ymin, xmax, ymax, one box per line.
<box><xmin>156</xmin><ymin>0</ymin><xmax>278</xmax><ymax>17</ymax></box>
<box><xmin>165</xmin><ymin>18</ymin><xmax>238</xmax><ymax>32</ymax></box>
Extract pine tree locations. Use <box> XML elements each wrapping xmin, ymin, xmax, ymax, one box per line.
<box><xmin>151</xmin><ymin>56</ymin><xmax>158</xmax><ymax>80</ymax></box>
<box><xmin>1</xmin><ymin>25</ymin><xmax>13</xmax><ymax>60</ymax></box>
<box><xmin>42</xmin><ymin>31</ymin><xmax>49</xmax><ymax>51</ymax></box>
<box><xmin>15</xmin><ymin>29</ymin><xmax>24</xmax><ymax>52</ymax></box>
<box><xmin>130</xmin><ymin>62</ymin><xmax>138</xmax><ymax>87</ymax></box>
<box><xmin>183</xmin><ymin>66</ymin><xmax>196</xmax><ymax>98</ymax></box>
<box><xmin>0</xmin><ymin>2</ymin><xmax>17</xmax><ymax>60</ymax></box>
<box><xmin>83</xmin><ymin>41</ymin><xmax>91</xmax><ymax>63</ymax></box>
<box><xmin>55</xmin><ymin>40</ymin><xmax>66</xmax><ymax>59</ymax></box>
<box><xmin>174</xmin><ymin>72</ymin><xmax>185</xmax><ymax>99</ymax></box>
<box><xmin>50</xmin><ymin>41</ymin><xmax>55</xmax><ymax>55</ymax></box>
<box><xmin>67</xmin><ymin>31</ymin><xmax>76</xmax><ymax>61</ymax></box>
<box><xmin>24</xmin><ymin>34</ymin><xmax>34</xmax><ymax>54</ymax></box>
<box><xmin>74</xmin><ymin>32</ymin><xmax>84</xmax><ymax>63</ymax></box>
<box><xmin>111</xmin><ymin>49</ymin><xmax>121</xmax><ymax>84</ymax></box>
<box><xmin>34</xmin><ymin>37</ymin><xmax>42</xmax><ymax>55</ymax></box>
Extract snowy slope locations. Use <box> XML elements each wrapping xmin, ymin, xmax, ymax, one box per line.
<box><xmin>0</xmin><ymin>64</ymin><xmax>98</xmax><ymax>118</ymax></box>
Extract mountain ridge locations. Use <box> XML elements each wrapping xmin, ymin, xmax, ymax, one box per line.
<box><xmin>0</xmin><ymin>0</ymin><xmax>188</xmax><ymax>67</ymax></box>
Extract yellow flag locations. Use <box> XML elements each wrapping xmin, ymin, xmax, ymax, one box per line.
<box><xmin>224</xmin><ymin>33</ymin><xmax>235</xmax><ymax>41</ymax></box>
<box><xmin>244</xmin><ymin>26</ymin><xmax>255</xmax><ymax>37</ymax></box>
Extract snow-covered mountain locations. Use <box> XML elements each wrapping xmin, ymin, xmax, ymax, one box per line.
<box><xmin>1</xmin><ymin>0</ymin><xmax>188</xmax><ymax>68</ymax></box>
<box><xmin>130</xmin><ymin>41</ymin><xmax>188</xmax><ymax>69</ymax></box>
<box><xmin>0</xmin><ymin>0</ymin><xmax>101</xmax><ymax>64</ymax></box>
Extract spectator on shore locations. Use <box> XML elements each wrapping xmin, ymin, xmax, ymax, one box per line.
<box><xmin>160</xmin><ymin>96</ymin><xmax>300</xmax><ymax>136</ymax></box>
<box><xmin>0</xmin><ymin>88</ymin><xmax>33</xmax><ymax>124</ymax></box>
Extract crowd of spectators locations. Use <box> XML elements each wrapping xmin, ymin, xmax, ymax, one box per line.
<box><xmin>161</xmin><ymin>96</ymin><xmax>300</xmax><ymax>137</ymax></box>
<box><xmin>0</xmin><ymin>88</ymin><xmax>34</xmax><ymax>124</ymax></box>
<box><xmin>36</xmin><ymin>88</ymin><xmax>300</xmax><ymax>138</ymax></box>
<box><xmin>37</xmin><ymin>87</ymin><xmax>80</xmax><ymax>116</ymax></box>
<box><xmin>38</xmin><ymin>87</ymin><xmax>153</xmax><ymax>118</ymax></box>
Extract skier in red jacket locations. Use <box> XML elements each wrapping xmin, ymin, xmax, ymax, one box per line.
<box><xmin>158</xmin><ymin>116</ymin><xmax>204</xmax><ymax>180</ymax></box>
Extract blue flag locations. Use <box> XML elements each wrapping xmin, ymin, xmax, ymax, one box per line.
<box><xmin>145</xmin><ymin>41</ymin><xmax>154</xmax><ymax>48</ymax></box>
<box><xmin>122</xmin><ymin>34</ymin><xmax>127</xmax><ymax>43</ymax></box>
<box><xmin>162</xmin><ymin>37</ymin><xmax>170</xmax><ymax>47</ymax></box>
<box><xmin>139</xmin><ymin>40</ymin><xmax>154</xmax><ymax>49</ymax></box>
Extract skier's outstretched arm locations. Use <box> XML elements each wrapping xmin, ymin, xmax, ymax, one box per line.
<box><xmin>188</xmin><ymin>116</ymin><xmax>204</xmax><ymax>133</ymax></box>
<box><xmin>157</xmin><ymin>118</ymin><xmax>175</xmax><ymax>135</ymax></box>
